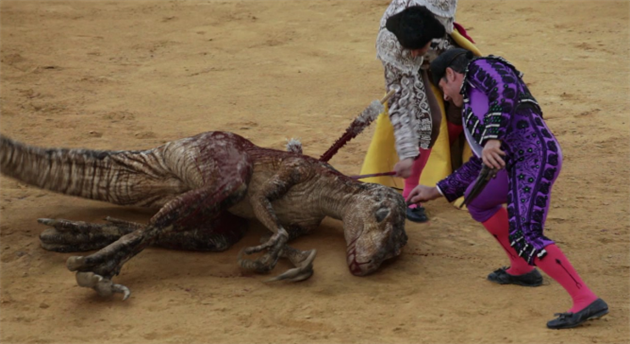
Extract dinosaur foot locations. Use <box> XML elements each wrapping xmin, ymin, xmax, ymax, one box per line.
<box><xmin>67</xmin><ymin>254</ymin><xmax>131</xmax><ymax>300</ymax></box>
<box><xmin>74</xmin><ymin>271</ymin><xmax>131</xmax><ymax>300</ymax></box>
<box><xmin>38</xmin><ymin>217</ymin><xmax>142</xmax><ymax>252</ymax></box>
<box><xmin>65</xmin><ymin>229</ymin><xmax>145</xmax><ymax>300</ymax></box>
<box><xmin>267</xmin><ymin>247</ymin><xmax>316</xmax><ymax>282</ymax></box>
<box><xmin>238</xmin><ymin>231</ymin><xmax>288</xmax><ymax>273</ymax></box>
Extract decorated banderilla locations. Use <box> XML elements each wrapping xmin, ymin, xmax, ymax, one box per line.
<box><xmin>319</xmin><ymin>90</ymin><xmax>396</xmax><ymax>163</ymax></box>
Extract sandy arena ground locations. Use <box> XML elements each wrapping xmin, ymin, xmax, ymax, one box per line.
<box><xmin>1</xmin><ymin>1</ymin><xmax>629</xmax><ymax>343</ymax></box>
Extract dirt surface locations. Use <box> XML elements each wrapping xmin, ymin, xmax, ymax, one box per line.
<box><xmin>1</xmin><ymin>1</ymin><xmax>628</xmax><ymax>343</ymax></box>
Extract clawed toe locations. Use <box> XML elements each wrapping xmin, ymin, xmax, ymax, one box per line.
<box><xmin>75</xmin><ymin>272</ymin><xmax>131</xmax><ymax>300</ymax></box>
<box><xmin>38</xmin><ymin>218</ymin><xmax>78</xmax><ymax>232</ymax></box>
<box><xmin>71</xmin><ymin>253</ymin><xmax>131</xmax><ymax>301</ymax></box>
<box><xmin>237</xmin><ymin>248</ymin><xmax>280</xmax><ymax>273</ymax></box>
<box><xmin>42</xmin><ymin>219</ymin><xmax>145</xmax><ymax>300</ymax></box>
<box><xmin>267</xmin><ymin>249</ymin><xmax>316</xmax><ymax>282</ymax></box>
<box><xmin>67</xmin><ymin>255</ymin><xmax>85</xmax><ymax>271</ymax></box>
<box><xmin>104</xmin><ymin>217</ymin><xmax>143</xmax><ymax>230</ymax></box>
<box><xmin>243</xmin><ymin>240</ymin><xmax>275</xmax><ymax>255</ymax></box>
<box><xmin>38</xmin><ymin>217</ymin><xmax>138</xmax><ymax>252</ymax></box>
<box><xmin>40</xmin><ymin>229</ymin><xmax>110</xmax><ymax>252</ymax></box>
<box><xmin>38</xmin><ymin>218</ymin><xmax>61</xmax><ymax>228</ymax></box>
<box><xmin>238</xmin><ymin>231</ymin><xmax>288</xmax><ymax>273</ymax></box>
<box><xmin>267</xmin><ymin>269</ymin><xmax>313</xmax><ymax>282</ymax></box>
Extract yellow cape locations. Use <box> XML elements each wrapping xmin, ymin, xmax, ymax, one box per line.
<box><xmin>359</xmin><ymin>30</ymin><xmax>482</xmax><ymax>208</ymax></box>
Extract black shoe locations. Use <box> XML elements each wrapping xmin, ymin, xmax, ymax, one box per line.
<box><xmin>487</xmin><ymin>267</ymin><xmax>543</xmax><ymax>287</ymax></box>
<box><xmin>547</xmin><ymin>298</ymin><xmax>609</xmax><ymax>329</ymax></box>
<box><xmin>406</xmin><ymin>206</ymin><xmax>428</xmax><ymax>223</ymax></box>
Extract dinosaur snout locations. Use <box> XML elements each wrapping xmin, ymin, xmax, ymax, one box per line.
<box><xmin>345</xmin><ymin>223</ymin><xmax>407</xmax><ymax>276</ymax></box>
<box><xmin>345</xmin><ymin>241</ymin><xmax>378</xmax><ymax>276</ymax></box>
<box><xmin>347</xmin><ymin>254</ymin><xmax>375</xmax><ymax>276</ymax></box>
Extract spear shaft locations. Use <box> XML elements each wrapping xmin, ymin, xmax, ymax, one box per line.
<box><xmin>349</xmin><ymin>171</ymin><xmax>396</xmax><ymax>180</ymax></box>
<box><xmin>319</xmin><ymin>90</ymin><xmax>396</xmax><ymax>163</ymax></box>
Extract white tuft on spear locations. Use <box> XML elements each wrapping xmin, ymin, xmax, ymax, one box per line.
<box><xmin>319</xmin><ymin>89</ymin><xmax>396</xmax><ymax>163</ymax></box>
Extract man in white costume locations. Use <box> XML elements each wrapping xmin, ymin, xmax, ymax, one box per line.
<box><xmin>365</xmin><ymin>0</ymin><xmax>471</xmax><ymax>222</ymax></box>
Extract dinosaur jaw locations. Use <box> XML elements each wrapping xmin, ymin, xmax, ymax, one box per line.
<box><xmin>346</xmin><ymin>242</ymin><xmax>375</xmax><ymax>276</ymax></box>
<box><xmin>345</xmin><ymin>238</ymin><xmax>402</xmax><ymax>276</ymax></box>
<box><xmin>345</xmin><ymin>224</ymin><xmax>407</xmax><ymax>276</ymax></box>
<box><xmin>346</xmin><ymin>239</ymin><xmax>372</xmax><ymax>276</ymax></box>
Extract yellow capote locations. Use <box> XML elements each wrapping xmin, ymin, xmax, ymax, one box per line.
<box><xmin>359</xmin><ymin>29</ymin><xmax>482</xmax><ymax>208</ymax></box>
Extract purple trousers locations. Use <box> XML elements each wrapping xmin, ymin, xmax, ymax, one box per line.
<box><xmin>466</xmin><ymin>105</ymin><xmax>563</xmax><ymax>265</ymax></box>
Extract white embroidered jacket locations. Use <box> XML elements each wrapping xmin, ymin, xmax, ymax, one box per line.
<box><xmin>377</xmin><ymin>0</ymin><xmax>457</xmax><ymax>160</ymax></box>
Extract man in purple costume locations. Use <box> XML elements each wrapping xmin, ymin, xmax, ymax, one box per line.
<box><xmin>407</xmin><ymin>48</ymin><xmax>608</xmax><ymax>329</ymax></box>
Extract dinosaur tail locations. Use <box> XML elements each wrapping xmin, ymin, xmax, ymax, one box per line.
<box><xmin>0</xmin><ymin>134</ymin><xmax>188</xmax><ymax>207</ymax></box>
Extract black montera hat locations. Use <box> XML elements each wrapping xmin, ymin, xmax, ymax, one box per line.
<box><xmin>385</xmin><ymin>6</ymin><xmax>446</xmax><ymax>50</ymax></box>
<box><xmin>429</xmin><ymin>48</ymin><xmax>474</xmax><ymax>86</ymax></box>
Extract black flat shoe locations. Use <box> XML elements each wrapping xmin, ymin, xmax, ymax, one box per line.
<box><xmin>547</xmin><ymin>298</ymin><xmax>609</xmax><ymax>329</ymax></box>
<box><xmin>406</xmin><ymin>206</ymin><xmax>428</xmax><ymax>223</ymax></box>
<box><xmin>487</xmin><ymin>266</ymin><xmax>543</xmax><ymax>287</ymax></box>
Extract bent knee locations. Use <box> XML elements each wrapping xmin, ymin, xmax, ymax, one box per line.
<box><xmin>467</xmin><ymin>204</ymin><xmax>502</xmax><ymax>223</ymax></box>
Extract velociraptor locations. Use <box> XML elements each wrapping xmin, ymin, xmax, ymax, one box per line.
<box><xmin>0</xmin><ymin>131</ymin><xmax>408</xmax><ymax>300</ymax></box>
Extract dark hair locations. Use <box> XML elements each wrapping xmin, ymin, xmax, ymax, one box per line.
<box><xmin>385</xmin><ymin>6</ymin><xmax>446</xmax><ymax>50</ymax></box>
<box><xmin>429</xmin><ymin>48</ymin><xmax>474</xmax><ymax>86</ymax></box>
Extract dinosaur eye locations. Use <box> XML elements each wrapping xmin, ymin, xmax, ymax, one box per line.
<box><xmin>375</xmin><ymin>208</ymin><xmax>390</xmax><ymax>222</ymax></box>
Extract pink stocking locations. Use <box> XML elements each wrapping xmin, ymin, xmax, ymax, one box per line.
<box><xmin>481</xmin><ymin>207</ymin><xmax>534</xmax><ymax>275</ymax></box>
<box><xmin>535</xmin><ymin>244</ymin><xmax>598</xmax><ymax>313</ymax></box>
<box><xmin>402</xmin><ymin>148</ymin><xmax>431</xmax><ymax>209</ymax></box>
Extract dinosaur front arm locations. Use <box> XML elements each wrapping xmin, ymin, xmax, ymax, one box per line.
<box><xmin>238</xmin><ymin>159</ymin><xmax>313</xmax><ymax>276</ymax></box>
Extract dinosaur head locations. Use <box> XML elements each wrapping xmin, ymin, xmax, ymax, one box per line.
<box><xmin>343</xmin><ymin>184</ymin><xmax>408</xmax><ymax>276</ymax></box>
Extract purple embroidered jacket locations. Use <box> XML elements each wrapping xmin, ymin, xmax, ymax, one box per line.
<box><xmin>436</xmin><ymin>56</ymin><xmax>543</xmax><ymax>202</ymax></box>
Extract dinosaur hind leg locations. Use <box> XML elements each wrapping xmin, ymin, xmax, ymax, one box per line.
<box><xmin>153</xmin><ymin>212</ymin><xmax>248</xmax><ymax>252</ymax></box>
<box><xmin>39</xmin><ymin>212</ymin><xmax>248</xmax><ymax>253</ymax></box>
<box><xmin>64</xmin><ymin>173</ymin><xmax>251</xmax><ymax>300</ymax></box>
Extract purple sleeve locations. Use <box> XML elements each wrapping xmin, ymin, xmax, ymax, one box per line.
<box><xmin>466</xmin><ymin>59</ymin><xmax>520</xmax><ymax>143</ymax></box>
<box><xmin>436</xmin><ymin>155</ymin><xmax>483</xmax><ymax>203</ymax></box>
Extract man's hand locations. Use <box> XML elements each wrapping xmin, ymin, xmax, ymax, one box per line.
<box><xmin>406</xmin><ymin>185</ymin><xmax>442</xmax><ymax>204</ymax></box>
<box><xmin>394</xmin><ymin>158</ymin><xmax>415</xmax><ymax>179</ymax></box>
<box><xmin>482</xmin><ymin>139</ymin><xmax>506</xmax><ymax>170</ymax></box>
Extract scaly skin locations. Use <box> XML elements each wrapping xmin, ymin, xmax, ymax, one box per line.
<box><xmin>0</xmin><ymin>131</ymin><xmax>408</xmax><ymax>300</ymax></box>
